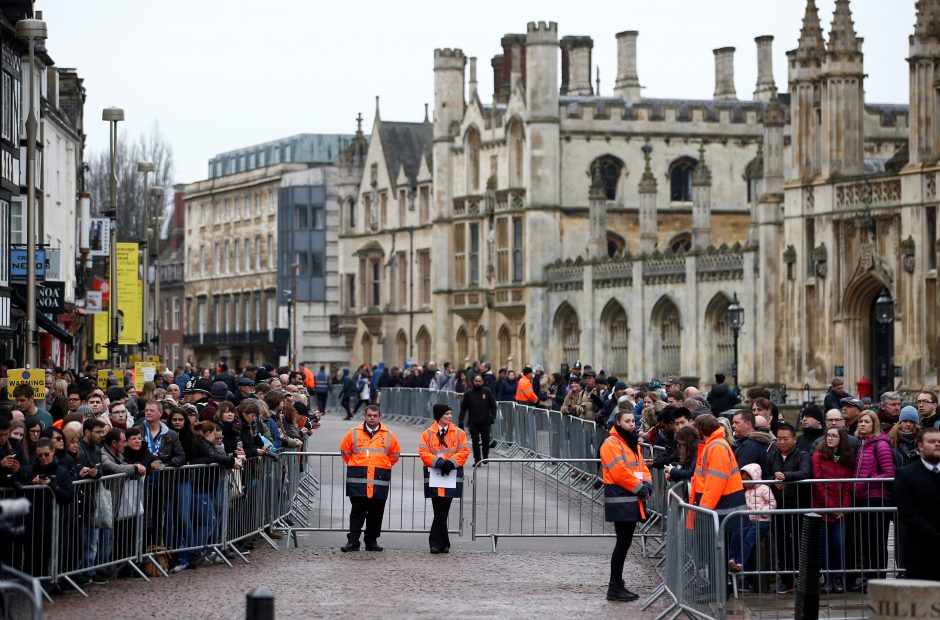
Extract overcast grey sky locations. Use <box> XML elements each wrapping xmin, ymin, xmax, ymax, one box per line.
<box><xmin>39</xmin><ymin>0</ymin><xmax>912</xmax><ymax>186</ymax></box>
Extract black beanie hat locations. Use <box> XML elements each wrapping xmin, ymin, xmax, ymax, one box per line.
<box><xmin>432</xmin><ymin>404</ymin><xmax>452</xmax><ymax>421</ymax></box>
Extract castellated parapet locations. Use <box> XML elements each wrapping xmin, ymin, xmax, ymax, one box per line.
<box><xmin>526</xmin><ymin>21</ymin><xmax>558</xmax><ymax>45</ymax></box>
<box><xmin>434</xmin><ymin>48</ymin><xmax>466</xmax><ymax>70</ymax></box>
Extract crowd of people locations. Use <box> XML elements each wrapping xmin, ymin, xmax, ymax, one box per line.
<box><xmin>0</xmin><ymin>360</ymin><xmax>323</xmax><ymax>590</ymax></box>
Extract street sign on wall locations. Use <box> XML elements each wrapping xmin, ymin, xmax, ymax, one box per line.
<box><xmin>10</xmin><ymin>247</ymin><xmax>45</xmax><ymax>283</ymax></box>
<box><xmin>37</xmin><ymin>281</ymin><xmax>65</xmax><ymax>314</ymax></box>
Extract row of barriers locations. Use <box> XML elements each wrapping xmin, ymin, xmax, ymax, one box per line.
<box><xmin>644</xmin><ymin>479</ymin><xmax>903</xmax><ymax>620</ymax></box>
<box><xmin>0</xmin><ymin>447</ymin><xmax>314</xmax><ymax>598</ymax></box>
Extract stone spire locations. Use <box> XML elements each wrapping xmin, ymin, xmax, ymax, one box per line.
<box><xmin>910</xmin><ymin>0</ymin><xmax>940</xmax><ymax>163</ymax></box>
<box><xmin>638</xmin><ymin>142</ymin><xmax>657</xmax><ymax>254</ymax></box>
<box><xmin>827</xmin><ymin>0</ymin><xmax>861</xmax><ymax>55</ymax></box>
<box><xmin>796</xmin><ymin>0</ymin><xmax>826</xmax><ymax>58</ymax></box>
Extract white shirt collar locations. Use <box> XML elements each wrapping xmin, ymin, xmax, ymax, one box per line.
<box><xmin>921</xmin><ymin>458</ymin><xmax>940</xmax><ymax>473</ymax></box>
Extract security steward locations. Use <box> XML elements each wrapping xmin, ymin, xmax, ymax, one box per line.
<box><xmin>600</xmin><ymin>409</ymin><xmax>652</xmax><ymax>602</ymax></box>
<box><xmin>419</xmin><ymin>404</ymin><xmax>471</xmax><ymax>553</ymax></box>
<box><xmin>458</xmin><ymin>374</ymin><xmax>497</xmax><ymax>465</ymax></box>
<box><xmin>514</xmin><ymin>366</ymin><xmax>539</xmax><ymax>406</ymax></box>
<box><xmin>340</xmin><ymin>404</ymin><xmax>401</xmax><ymax>551</ymax></box>
<box><xmin>689</xmin><ymin>413</ymin><xmax>745</xmax><ymax>518</ymax></box>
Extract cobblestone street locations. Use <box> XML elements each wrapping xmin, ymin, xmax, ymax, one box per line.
<box><xmin>43</xmin><ymin>416</ymin><xmax>668</xmax><ymax>619</ymax></box>
<box><xmin>44</xmin><ymin>540</ymin><xmax>668</xmax><ymax>619</ymax></box>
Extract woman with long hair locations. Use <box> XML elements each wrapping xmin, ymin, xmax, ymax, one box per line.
<box><xmin>811</xmin><ymin>426</ymin><xmax>855</xmax><ymax>593</ymax></box>
<box><xmin>453</xmin><ymin>370</ymin><xmax>469</xmax><ymax>394</ymax></box>
<box><xmin>138</xmin><ymin>381</ymin><xmax>157</xmax><ymax>409</ymax></box>
<box><xmin>599</xmin><ymin>408</ymin><xmax>652</xmax><ymax>602</ymax></box>
<box><xmin>853</xmin><ymin>410</ymin><xmax>894</xmax><ymax>590</ymax></box>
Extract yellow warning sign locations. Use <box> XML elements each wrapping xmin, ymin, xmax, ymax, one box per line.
<box><xmin>8</xmin><ymin>369</ymin><xmax>46</xmax><ymax>399</ymax></box>
<box><xmin>98</xmin><ymin>369</ymin><xmax>118</xmax><ymax>390</ymax></box>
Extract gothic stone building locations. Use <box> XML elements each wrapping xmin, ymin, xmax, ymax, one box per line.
<box><xmin>338</xmin><ymin>0</ymin><xmax>937</xmax><ymax>397</ymax></box>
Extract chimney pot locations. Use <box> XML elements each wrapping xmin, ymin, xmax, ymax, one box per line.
<box><xmin>614</xmin><ymin>30</ymin><xmax>641</xmax><ymax>101</ymax></box>
<box><xmin>753</xmin><ymin>36</ymin><xmax>776</xmax><ymax>101</ymax></box>
<box><xmin>713</xmin><ymin>46</ymin><xmax>737</xmax><ymax>100</ymax></box>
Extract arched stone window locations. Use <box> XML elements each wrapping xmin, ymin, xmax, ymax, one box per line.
<box><xmin>553</xmin><ymin>303</ymin><xmax>581</xmax><ymax>367</ymax></box>
<box><xmin>744</xmin><ymin>156</ymin><xmax>762</xmax><ymax>204</ymax></box>
<box><xmin>396</xmin><ymin>330</ymin><xmax>408</xmax><ymax>366</ymax></box>
<box><xmin>652</xmin><ymin>297</ymin><xmax>682</xmax><ymax>377</ymax></box>
<box><xmin>705</xmin><ymin>294</ymin><xmax>734</xmax><ymax>378</ymax></box>
<box><xmin>361</xmin><ymin>332</ymin><xmax>373</xmax><ymax>365</ymax></box>
<box><xmin>416</xmin><ymin>327</ymin><xmax>431</xmax><ymax>364</ymax></box>
<box><xmin>601</xmin><ymin>300</ymin><xmax>629</xmax><ymax>377</ymax></box>
<box><xmin>589</xmin><ymin>155</ymin><xmax>625</xmax><ymax>201</ymax></box>
<box><xmin>475</xmin><ymin>326</ymin><xmax>487</xmax><ymax>361</ymax></box>
<box><xmin>607</xmin><ymin>232</ymin><xmax>627</xmax><ymax>257</ymax></box>
<box><xmin>668</xmin><ymin>232</ymin><xmax>692</xmax><ymax>254</ymax></box>
<box><xmin>518</xmin><ymin>324</ymin><xmax>527</xmax><ymax>369</ymax></box>
<box><xmin>498</xmin><ymin>325</ymin><xmax>513</xmax><ymax>370</ymax></box>
<box><xmin>669</xmin><ymin>156</ymin><xmax>697</xmax><ymax>202</ymax></box>
<box><xmin>456</xmin><ymin>326</ymin><xmax>469</xmax><ymax>363</ymax></box>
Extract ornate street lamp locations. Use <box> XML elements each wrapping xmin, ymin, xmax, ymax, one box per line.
<box><xmin>874</xmin><ymin>287</ymin><xmax>894</xmax><ymax>325</ymax></box>
<box><xmin>726</xmin><ymin>292</ymin><xmax>744</xmax><ymax>392</ymax></box>
<box><xmin>103</xmin><ymin>107</ymin><xmax>125</xmax><ymax>367</ymax></box>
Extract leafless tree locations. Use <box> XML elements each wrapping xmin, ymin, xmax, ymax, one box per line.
<box><xmin>85</xmin><ymin>122</ymin><xmax>174</xmax><ymax>242</ymax></box>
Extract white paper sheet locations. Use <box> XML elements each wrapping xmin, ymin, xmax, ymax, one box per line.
<box><xmin>428</xmin><ymin>467</ymin><xmax>457</xmax><ymax>489</ymax></box>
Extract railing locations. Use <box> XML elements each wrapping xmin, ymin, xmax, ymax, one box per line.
<box><xmin>0</xmin><ymin>446</ymin><xmax>310</xmax><ymax>598</ymax></box>
<box><xmin>0</xmin><ymin>563</ymin><xmax>43</xmax><ymax>620</ymax></box>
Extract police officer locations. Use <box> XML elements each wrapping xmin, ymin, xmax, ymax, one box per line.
<box><xmin>339</xmin><ymin>405</ymin><xmax>401</xmax><ymax>551</ymax></box>
<box><xmin>419</xmin><ymin>404</ymin><xmax>470</xmax><ymax>553</ymax></box>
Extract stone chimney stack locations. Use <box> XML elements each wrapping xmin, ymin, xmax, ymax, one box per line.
<box><xmin>713</xmin><ymin>47</ymin><xmax>737</xmax><ymax>100</ymax></box>
<box><xmin>614</xmin><ymin>31</ymin><xmax>641</xmax><ymax>101</ymax></box>
<box><xmin>753</xmin><ymin>36</ymin><xmax>776</xmax><ymax>101</ymax></box>
<box><xmin>468</xmin><ymin>57</ymin><xmax>478</xmax><ymax>100</ymax></box>
<box><xmin>560</xmin><ymin>36</ymin><xmax>594</xmax><ymax>96</ymax></box>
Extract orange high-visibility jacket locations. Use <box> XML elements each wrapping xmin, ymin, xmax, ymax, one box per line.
<box><xmin>515</xmin><ymin>374</ymin><xmax>538</xmax><ymax>404</ymax></box>
<box><xmin>302</xmin><ymin>366</ymin><xmax>315</xmax><ymax>389</ymax></box>
<box><xmin>689</xmin><ymin>428</ymin><xmax>745</xmax><ymax>522</ymax></box>
<box><xmin>600</xmin><ymin>428</ymin><xmax>652</xmax><ymax>522</ymax></box>
<box><xmin>340</xmin><ymin>424</ymin><xmax>401</xmax><ymax>499</ymax></box>
<box><xmin>418</xmin><ymin>422</ymin><xmax>471</xmax><ymax>498</ymax></box>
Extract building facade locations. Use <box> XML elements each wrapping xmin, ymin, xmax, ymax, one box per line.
<box><xmin>338</xmin><ymin>0</ymin><xmax>935</xmax><ymax>397</ymax></box>
<box><xmin>157</xmin><ymin>185</ymin><xmax>186</xmax><ymax>372</ymax></box>
<box><xmin>183</xmin><ymin>134</ymin><xmax>350</xmax><ymax>369</ymax></box>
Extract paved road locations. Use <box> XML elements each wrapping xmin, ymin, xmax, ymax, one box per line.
<box><xmin>45</xmin><ymin>412</ymin><xmax>667</xmax><ymax>619</ymax></box>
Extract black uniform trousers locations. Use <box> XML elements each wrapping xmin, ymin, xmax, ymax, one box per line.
<box><xmin>467</xmin><ymin>422</ymin><xmax>491</xmax><ymax>463</ymax></box>
<box><xmin>347</xmin><ymin>496</ymin><xmax>386</xmax><ymax>545</ymax></box>
<box><xmin>429</xmin><ymin>496</ymin><xmax>453</xmax><ymax>551</ymax></box>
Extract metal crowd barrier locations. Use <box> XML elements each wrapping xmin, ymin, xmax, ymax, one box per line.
<box><xmin>0</xmin><ymin>449</ymin><xmax>313</xmax><ymax>598</ymax></box>
<box><xmin>641</xmin><ymin>482</ymin><xmax>726</xmax><ymax>620</ymax></box>
<box><xmin>276</xmin><ymin>452</ymin><xmax>463</xmax><ymax>538</ymax></box>
<box><xmin>0</xmin><ymin>563</ymin><xmax>43</xmax><ymax>620</ymax></box>
<box><xmin>718</xmin><ymin>477</ymin><xmax>899</xmax><ymax>619</ymax></box>
<box><xmin>470</xmin><ymin>458</ymin><xmax>612</xmax><ymax>551</ymax></box>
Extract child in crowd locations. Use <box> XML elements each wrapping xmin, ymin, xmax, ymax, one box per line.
<box><xmin>728</xmin><ymin>462</ymin><xmax>776</xmax><ymax>590</ymax></box>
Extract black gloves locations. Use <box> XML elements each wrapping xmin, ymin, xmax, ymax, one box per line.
<box><xmin>439</xmin><ymin>460</ymin><xmax>456</xmax><ymax>475</ymax></box>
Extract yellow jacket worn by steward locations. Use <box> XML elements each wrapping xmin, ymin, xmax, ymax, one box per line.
<box><xmin>600</xmin><ymin>428</ymin><xmax>653</xmax><ymax>522</ymax></box>
<box><xmin>515</xmin><ymin>374</ymin><xmax>538</xmax><ymax>405</ymax></box>
<box><xmin>418</xmin><ymin>422</ymin><xmax>471</xmax><ymax>498</ymax></box>
<box><xmin>688</xmin><ymin>428</ymin><xmax>744</xmax><ymax>526</ymax></box>
<box><xmin>340</xmin><ymin>423</ymin><xmax>401</xmax><ymax>499</ymax></box>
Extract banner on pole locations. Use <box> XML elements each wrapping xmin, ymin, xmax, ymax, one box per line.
<box><xmin>116</xmin><ymin>242</ymin><xmax>142</xmax><ymax>345</ymax></box>
<box><xmin>93</xmin><ymin>311</ymin><xmax>109</xmax><ymax>361</ymax></box>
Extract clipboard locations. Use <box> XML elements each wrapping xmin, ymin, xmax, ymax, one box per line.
<box><xmin>428</xmin><ymin>467</ymin><xmax>457</xmax><ymax>489</ymax></box>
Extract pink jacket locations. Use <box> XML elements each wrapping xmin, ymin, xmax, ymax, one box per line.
<box><xmin>741</xmin><ymin>462</ymin><xmax>775</xmax><ymax>522</ymax></box>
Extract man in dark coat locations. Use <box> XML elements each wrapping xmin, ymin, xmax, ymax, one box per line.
<box><xmin>458</xmin><ymin>375</ymin><xmax>497</xmax><ymax>465</ymax></box>
<box><xmin>823</xmin><ymin>378</ymin><xmax>852</xmax><ymax>414</ymax></box>
<box><xmin>706</xmin><ymin>373</ymin><xmax>737</xmax><ymax>414</ymax></box>
<box><xmin>894</xmin><ymin>427</ymin><xmax>940</xmax><ymax>581</ymax></box>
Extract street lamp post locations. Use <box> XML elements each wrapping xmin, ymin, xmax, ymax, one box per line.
<box><xmin>103</xmin><ymin>107</ymin><xmax>125</xmax><ymax>368</ymax></box>
<box><xmin>726</xmin><ymin>292</ymin><xmax>745</xmax><ymax>395</ymax></box>
<box><xmin>290</xmin><ymin>262</ymin><xmax>298</xmax><ymax>367</ymax></box>
<box><xmin>150</xmin><ymin>186</ymin><xmax>165</xmax><ymax>355</ymax></box>
<box><xmin>136</xmin><ymin>161</ymin><xmax>154</xmax><ymax>351</ymax></box>
<box><xmin>16</xmin><ymin>16</ymin><xmax>47</xmax><ymax>368</ymax></box>
<box><xmin>874</xmin><ymin>287</ymin><xmax>895</xmax><ymax>392</ymax></box>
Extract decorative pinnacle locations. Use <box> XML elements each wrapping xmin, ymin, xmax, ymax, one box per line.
<box><xmin>589</xmin><ymin>162</ymin><xmax>606</xmax><ymax>200</ymax></box>
<box><xmin>638</xmin><ymin>141</ymin><xmax>657</xmax><ymax>193</ymax></box>
<box><xmin>356</xmin><ymin>112</ymin><xmax>363</xmax><ymax>134</ymax></box>
<box><xmin>796</xmin><ymin>0</ymin><xmax>826</xmax><ymax>58</ymax></box>
<box><xmin>914</xmin><ymin>0</ymin><xmax>940</xmax><ymax>40</ymax></box>
<box><xmin>827</xmin><ymin>0</ymin><xmax>860</xmax><ymax>55</ymax></box>
<box><xmin>693</xmin><ymin>144</ymin><xmax>712</xmax><ymax>187</ymax></box>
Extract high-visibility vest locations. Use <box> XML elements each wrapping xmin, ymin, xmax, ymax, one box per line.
<box><xmin>418</xmin><ymin>423</ymin><xmax>471</xmax><ymax>498</ymax></box>
<box><xmin>515</xmin><ymin>374</ymin><xmax>537</xmax><ymax>404</ymax></box>
<box><xmin>302</xmin><ymin>367</ymin><xmax>315</xmax><ymax>389</ymax></box>
<box><xmin>340</xmin><ymin>424</ymin><xmax>401</xmax><ymax>499</ymax></box>
<box><xmin>600</xmin><ymin>429</ymin><xmax>652</xmax><ymax>522</ymax></box>
<box><xmin>688</xmin><ymin>428</ymin><xmax>745</xmax><ymax>526</ymax></box>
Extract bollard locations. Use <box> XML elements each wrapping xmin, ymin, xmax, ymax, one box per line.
<box><xmin>246</xmin><ymin>586</ymin><xmax>275</xmax><ymax>620</ymax></box>
<box><xmin>867</xmin><ymin>579</ymin><xmax>940</xmax><ymax>619</ymax></box>
<box><xmin>794</xmin><ymin>512</ymin><xmax>822</xmax><ymax>620</ymax></box>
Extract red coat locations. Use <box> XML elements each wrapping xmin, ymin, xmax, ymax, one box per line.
<box><xmin>810</xmin><ymin>451</ymin><xmax>853</xmax><ymax>522</ymax></box>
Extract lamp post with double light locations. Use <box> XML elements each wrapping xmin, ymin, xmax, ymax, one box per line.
<box><xmin>16</xmin><ymin>16</ymin><xmax>46</xmax><ymax>368</ymax></box>
<box><xmin>137</xmin><ymin>161</ymin><xmax>154</xmax><ymax>350</ymax></box>
<box><xmin>103</xmin><ymin>107</ymin><xmax>124</xmax><ymax>367</ymax></box>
